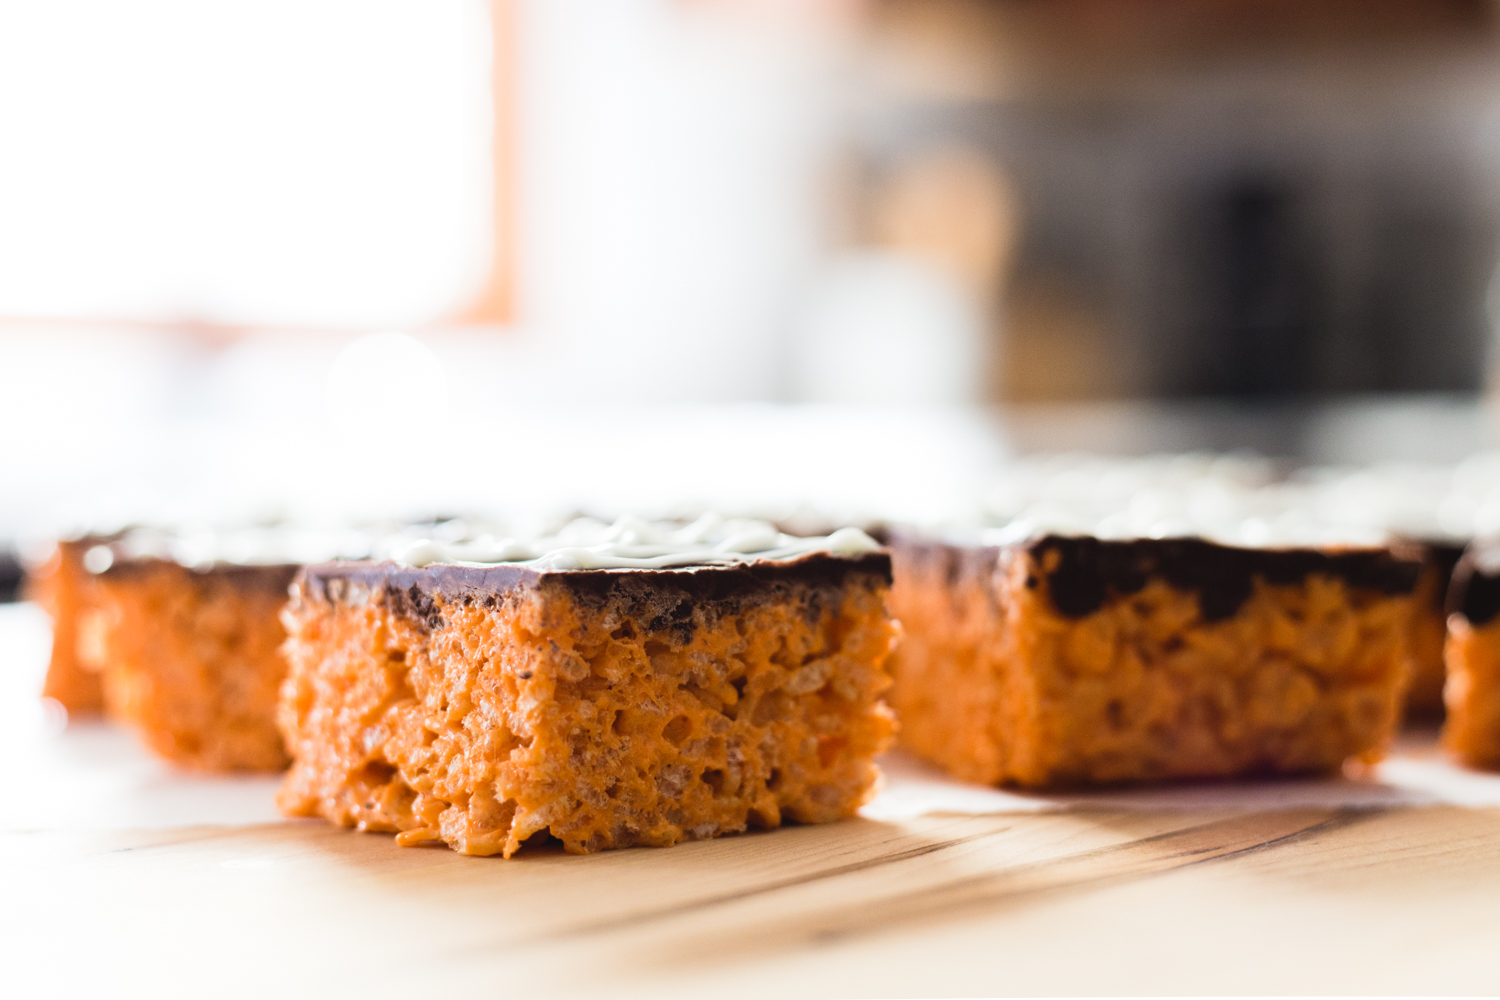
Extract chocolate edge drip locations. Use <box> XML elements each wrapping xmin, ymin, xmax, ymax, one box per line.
<box><xmin>1032</xmin><ymin>535</ymin><xmax>1421</xmax><ymax>621</ymax></box>
<box><xmin>890</xmin><ymin>533</ymin><xmax>1422</xmax><ymax>623</ymax></box>
<box><xmin>1450</xmin><ymin>543</ymin><xmax>1500</xmax><ymax>626</ymax></box>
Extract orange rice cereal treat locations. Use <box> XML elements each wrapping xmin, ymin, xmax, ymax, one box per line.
<box><xmin>1404</xmin><ymin>541</ymin><xmax>1465</xmax><ymax>717</ymax></box>
<box><xmin>85</xmin><ymin>536</ymin><xmax>297</xmax><ymax>771</ymax></box>
<box><xmin>888</xmin><ymin>530</ymin><xmax>1422</xmax><ymax>787</ymax></box>
<box><xmin>277</xmin><ymin>517</ymin><xmax>896</xmax><ymax>857</ymax></box>
<box><xmin>24</xmin><ymin>537</ymin><xmax>110</xmax><ymax>714</ymax></box>
<box><xmin>1443</xmin><ymin>543</ymin><xmax>1500</xmax><ymax>768</ymax></box>
<box><xmin>73</xmin><ymin>524</ymin><xmax>373</xmax><ymax>772</ymax></box>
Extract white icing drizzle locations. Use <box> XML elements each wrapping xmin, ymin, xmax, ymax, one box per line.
<box><xmin>84</xmin><ymin>446</ymin><xmax>1500</xmax><ymax>574</ymax></box>
<box><xmin>973</xmin><ymin>453</ymin><xmax>1397</xmax><ymax>550</ymax></box>
<box><xmin>380</xmin><ymin>514</ymin><xmax>881</xmax><ymax>571</ymax></box>
<box><xmin>70</xmin><ymin>515</ymin><xmax>879</xmax><ymax>575</ymax></box>
<box><xmin>85</xmin><ymin>524</ymin><xmax>377</xmax><ymax>573</ymax></box>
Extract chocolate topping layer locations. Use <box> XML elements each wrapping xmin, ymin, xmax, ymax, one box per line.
<box><xmin>1415</xmin><ymin>541</ymin><xmax>1466</xmax><ymax>612</ymax></box>
<box><xmin>893</xmin><ymin>533</ymin><xmax>1421</xmax><ymax>622</ymax></box>
<box><xmin>99</xmin><ymin>558</ymin><xmax>299</xmax><ymax>596</ymax></box>
<box><xmin>887</xmin><ymin>534</ymin><xmax>1002</xmax><ymax>590</ymax></box>
<box><xmin>1032</xmin><ymin>536</ymin><xmax>1421</xmax><ymax>621</ymax></box>
<box><xmin>1450</xmin><ymin>542</ymin><xmax>1500</xmax><ymax>626</ymax></box>
<box><xmin>300</xmin><ymin>552</ymin><xmax>893</xmax><ymax>642</ymax></box>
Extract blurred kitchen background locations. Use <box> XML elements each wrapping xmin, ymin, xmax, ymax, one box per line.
<box><xmin>6</xmin><ymin>0</ymin><xmax>1500</xmax><ymax>550</ymax></box>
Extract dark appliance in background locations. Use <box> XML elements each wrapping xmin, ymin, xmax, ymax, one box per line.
<box><xmin>853</xmin><ymin>0</ymin><xmax>1500</xmax><ymax>404</ymax></box>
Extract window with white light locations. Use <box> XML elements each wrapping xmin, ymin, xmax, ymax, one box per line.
<box><xmin>0</xmin><ymin>0</ymin><xmax>496</xmax><ymax>330</ymax></box>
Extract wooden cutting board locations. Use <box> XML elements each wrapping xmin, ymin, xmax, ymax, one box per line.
<box><xmin>7</xmin><ymin>803</ymin><xmax>1500</xmax><ymax>998</ymax></box>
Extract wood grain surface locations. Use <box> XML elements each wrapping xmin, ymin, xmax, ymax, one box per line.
<box><xmin>3</xmin><ymin>606</ymin><xmax>1497</xmax><ymax>998</ymax></box>
<box><xmin>7</xmin><ymin>804</ymin><xmax>1500</xmax><ymax>998</ymax></box>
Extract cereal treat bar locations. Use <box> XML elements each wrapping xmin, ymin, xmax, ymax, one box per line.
<box><xmin>73</xmin><ymin>527</ymin><xmax>317</xmax><ymax>772</ymax></box>
<box><xmin>1443</xmin><ymin>544</ymin><xmax>1500</xmax><ymax>768</ymax></box>
<box><xmin>1404</xmin><ymin>541</ymin><xmax>1465</xmax><ymax>717</ymax></box>
<box><xmin>91</xmin><ymin>554</ymin><xmax>296</xmax><ymax>771</ymax></box>
<box><xmin>276</xmin><ymin>519</ymin><xmax>897</xmax><ymax>857</ymax></box>
<box><xmin>888</xmin><ymin>532</ymin><xmax>1422</xmax><ymax>787</ymax></box>
<box><xmin>25</xmin><ymin>538</ymin><xmax>108</xmax><ymax>714</ymax></box>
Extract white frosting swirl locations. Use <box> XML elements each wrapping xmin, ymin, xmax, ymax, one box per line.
<box><xmin>380</xmin><ymin>514</ymin><xmax>881</xmax><ymax>571</ymax></box>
